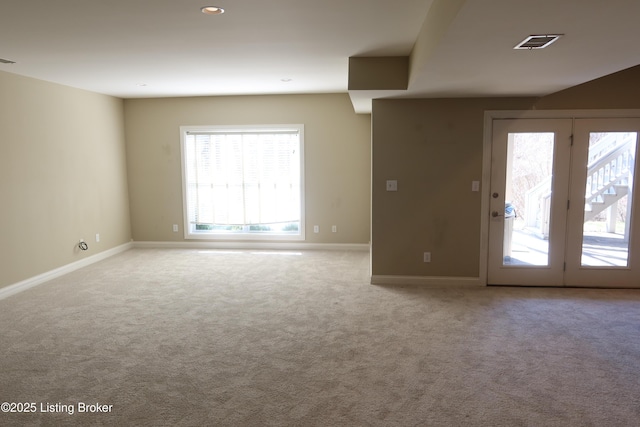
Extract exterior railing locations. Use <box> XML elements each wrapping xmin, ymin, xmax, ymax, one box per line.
<box><xmin>522</xmin><ymin>134</ymin><xmax>635</xmax><ymax>238</ymax></box>
<box><xmin>585</xmin><ymin>138</ymin><xmax>634</xmax><ymax>203</ymax></box>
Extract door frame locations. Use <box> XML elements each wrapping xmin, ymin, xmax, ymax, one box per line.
<box><xmin>480</xmin><ymin>109</ymin><xmax>640</xmax><ymax>286</ymax></box>
<box><xmin>487</xmin><ymin>118</ymin><xmax>572</xmax><ymax>286</ymax></box>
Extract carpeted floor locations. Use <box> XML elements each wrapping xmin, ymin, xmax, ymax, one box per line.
<box><xmin>1</xmin><ymin>248</ymin><xmax>639</xmax><ymax>426</ymax></box>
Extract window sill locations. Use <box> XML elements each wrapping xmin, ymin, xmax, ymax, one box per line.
<box><xmin>185</xmin><ymin>231</ymin><xmax>305</xmax><ymax>241</ymax></box>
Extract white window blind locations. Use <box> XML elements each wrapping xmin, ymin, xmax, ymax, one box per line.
<box><xmin>182</xmin><ymin>127</ymin><xmax>302</xmax><ymax>237</ymax></box>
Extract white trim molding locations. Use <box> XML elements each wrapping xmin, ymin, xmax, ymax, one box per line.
<box><xmin>133</xmin><ymin>241</ymin><xmax>370</xmax><ymax>252</ymax></box>
<box><xmin>0</xmin><ymin>242</ymin><xmax>133</xmax><ymax>301</ymax></box>
<box><xmin>370</xmin><ymin>275</ymin><xmax>483</xmax><ymax>287</ymax></box>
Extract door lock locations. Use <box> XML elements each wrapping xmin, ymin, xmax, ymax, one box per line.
<box><xmin>491</xmin><ymin>211</ymin><xmax>504</xmax><ymax>218</ymax></box>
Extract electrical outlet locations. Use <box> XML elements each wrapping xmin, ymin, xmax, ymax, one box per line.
<box><xmin>173</xmin><ymin>224</ymin><xmax>179</xmax><ymax>232</ymax></box>
<box><xmin>423</xmin><ymin>252</ymin><xmax>431</xmax><ymax>263</ymax></box>
<box><xmin>332</xmin><ymin>225</ymin><xmax>337</xmax><ymax>233</ymax></box>
<box><xmin>95</xmin><ymin>233</ymin><xmax>100</xmax><ymax>242</ymax></box>
<box><xmin>386</xmin><ymin>180</ymin><xmax>398</xmax><ymax>191</ymax></box>
<box><xmin>313</xmin><ymin>225</ymin><xmax>319</xmax><ymax>233</ymax></box>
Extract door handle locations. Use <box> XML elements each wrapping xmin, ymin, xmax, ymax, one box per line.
<box><xmin>492</xmin><ymin>211</ymin><xmax>504</xmax><ymax>218</ymax></box>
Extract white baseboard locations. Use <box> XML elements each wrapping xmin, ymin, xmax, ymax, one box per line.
<box><xmin>0</xmin><ymin>242</ymin><xmax>133</xmax><ymax>301</ymax></box>
<box><xmin>133</xmin><ymin>241</ymin><xmax>370</xmax><ymax>252</ymax></box>
<box><xmin>371</xmin><ymin>275</ymin><xmax>484</xmax><ymax>287</ymax></box>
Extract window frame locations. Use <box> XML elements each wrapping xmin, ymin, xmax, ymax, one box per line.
<box><xmin>179</xmin><ymin>124</ymin><xmax>305</xmax><ymax>241</ymax></box>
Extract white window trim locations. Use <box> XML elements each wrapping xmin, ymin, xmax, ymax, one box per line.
<box><xmin>180</xmin><ymin>124</ymin><xmax>305</xmax><ymax>241</ymax></box>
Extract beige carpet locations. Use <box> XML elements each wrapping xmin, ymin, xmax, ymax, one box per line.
<box><xmin>1</xmin><ymin>248</ymin><xmax>639</xmax><ymax>426</ymax></box>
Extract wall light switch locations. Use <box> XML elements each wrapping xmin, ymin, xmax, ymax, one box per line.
<box><xmin>472</xmin><ymin>181</ymin><xmax>480</xmax><ymax>192</ymax></box>
<box><xmin>386</xmin><ymin>180</ymin><xmax>398</xmax><ymax>191</ymax></box>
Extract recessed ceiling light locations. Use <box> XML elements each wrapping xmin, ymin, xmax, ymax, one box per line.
<box><xmin>514</xmin><ymin>34</ymin><xmax>563</xmax><ymax>50</ymax></box>
<box><xmin>201</xmin><ymin>6</ymin><xmax>225</xmax><ymax>15</ymax></box>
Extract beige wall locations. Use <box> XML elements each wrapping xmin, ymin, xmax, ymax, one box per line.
<box><xmin>534</xmin><ymin>65</ymin><xmax>640</xmax><ymax>110</ymax></box>
<box><xmin>371</xmin><ymin>98</ymin><xmax>536</xmax><ymax>277</ymax></box>
<box><xmin>0</xmin><ymin>71</ymin><xmax>131</xmax><ymax>289</ymax></box>
<box><xmin>4</xmin><ymin>60</ymin><xmax>639</xmax><ymax>288</ymax></box>
<box><xmin>124</xmin><ymin>93</ymin><xmax>371</xmax><ymax>244</ymax></box>
<box><xmin>371</xmin><ymin>65</ymin><xmax>640</xmax><ymax>278</ymax></box>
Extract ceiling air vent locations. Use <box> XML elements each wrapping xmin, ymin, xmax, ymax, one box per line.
<box><xmin>0</xmin><ymin>58</ymin><xmax>16</xmax><ymax>64</ymax></box>
<box><xmin>514</xmin><ymin>34</ymin><xmax>562</xmax><ymax>50</ymax></box>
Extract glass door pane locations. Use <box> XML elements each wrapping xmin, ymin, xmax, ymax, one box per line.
<box><xmin>489</xmin><ymin>118</ymin><xmax>571</xmax><ymax>287</ymax></box>
<box><xmin>503</xmin><ymin>132</ymin><xmax>555</xmax><ymax>266</ymax></box>
<box><xmin>581</xmin><ymin>132</ymin><xmax>637</xmax><ymax>266</ymax></box>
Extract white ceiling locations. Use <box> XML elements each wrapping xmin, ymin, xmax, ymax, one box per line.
<box><xmin>1</xmin><ymin>0</ymin><xmax>639</xmax><ymax>113</ymax></box>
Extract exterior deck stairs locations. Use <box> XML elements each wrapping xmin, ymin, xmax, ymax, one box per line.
<box><xmin>523</xmin><ymin>133</ymin><xmax>635</xmax><ymax>239</ymax></box>
<box><xmin>582</xmin><ymin>133</ymin><xmax>635</xmax><ymax>223</ymax></box>
<box><xmin>584</xmin><ymin>182</ymin><xmax>629</xmax><ymax>222</ymax></box>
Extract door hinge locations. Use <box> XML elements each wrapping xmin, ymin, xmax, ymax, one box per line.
<box><xmin>567</xmin><ymin>200</ymin><xmax>570</xmax><ymax>210</ymax></box>
<box><xmin>563</xmin><ymin>262</ymin><xmax>566</xmax><ymax>271</ymax></box>
<box><xmin>570</xmin><ymin>134</ymin><xmax>574</xmax><ymax>146</ymax></box>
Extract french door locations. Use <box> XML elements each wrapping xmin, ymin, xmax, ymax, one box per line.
<box><xmin>487</xmin><ymin>117</ymin><xmax>640</xmax><ymax>287</ymax></box>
